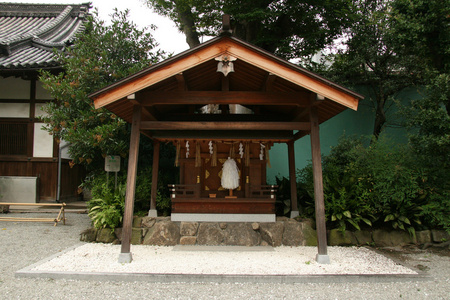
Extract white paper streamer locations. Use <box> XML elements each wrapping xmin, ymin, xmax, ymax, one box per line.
<box><xmin>186</xmin><ymin>141</ymin><xmax>190</xmax><ymax>158</ymax></box>
<box><xmin>221</xmin><ymin>157</ymin><xmax>240</xmax><ymax>189</ymax></box>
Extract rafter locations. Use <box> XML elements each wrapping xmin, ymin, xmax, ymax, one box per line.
<box><xmin>140</xmin><ymin>91</ymin><xmax>310</xmax><ymax>106</ymax></box>
<box><xmin>140</xmin><ymin>121</ymin><xmax>310</xmax><ymax>131</ymax></box>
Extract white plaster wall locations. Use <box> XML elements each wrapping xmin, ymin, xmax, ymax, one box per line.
<box><xmin>0</xmin><ymin>76</ymin><xmax>30</xmax><ymax>99</ymax></box>
<box><xmin>36</xmin><ymin>80</ymin><xmax>53</xmax><ymax>100</ymax></box>
<box><xmin>33</xmin><ymin>123</ymin><xmax>54</xmax><ymax>157</ymax></box>
<box><xmin>60</xmin><ymin>140</ymin><xmax>72</xmax><ymax>159</ymax></box>
<box><xmin>35</xmin><ymin>103</ymin><xmax>49</xmax><ymax>118</ymax></box>
<box><xmin>0</xmin><ymin>102</ymin><xmax>30</xmax><ymax>118</ymax></box>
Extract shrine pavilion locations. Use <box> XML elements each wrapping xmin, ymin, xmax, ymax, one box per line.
<box><xmin>90</xmin><ymin>20</ymin><xmax>363</xmax><ymax>264</ymax></box>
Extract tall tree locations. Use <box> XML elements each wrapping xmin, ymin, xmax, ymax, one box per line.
<box><xmin>328</xmin><ymin>0</ymin><xmax>414</xmax><ymax>138</ymax></box>
<box><xmin>389</xmin><ymin>0</ymin><xmax>450</xmax><ymax>163</ymax></box>
<box><xmin>39</xmin><ymin>10</ymin><xmax>166</xmax><ymax>172</ymax></box>
<box><xmin>145</xmin><ymin>0</ymin><xmax>357</xmax><ymax>59</ymax></box>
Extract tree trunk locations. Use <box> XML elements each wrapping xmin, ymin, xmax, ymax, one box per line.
<box><xmin>176</xmin><ymin>4</ymin><xmax>200</xmax><ymax>48</ymax></box>
<box><xmin>373</xmin><ymin>97</ymin><xmax>386</xmax><ymax>138</ymax></box>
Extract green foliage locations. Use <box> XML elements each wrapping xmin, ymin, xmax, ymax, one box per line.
<box><xmin>299</xmin><ymin>135</ymin><xmax>449</xmax><ymax>233</ymax></box>
<box><xmin>88</xmin><ymin>182</ymin><xmax>126</xmax><ymax>229</ymax></box>
<box><xmin>85</xmin><ymin>165</ymin><xmax>174</xmax><ymax>228</ymax></box>
<box><xmin>39</xmin><ymin>9</ymin><xmax>166</xmax><ymax>172</ymax></box>
<box><xmin>145</xmin><ymin>0</ymin><xmax>357</xmax><ymax>59</ymax></box>
<box><xmin>328</xmin><ymin>0</ymin><xmax>414</xmax><ymax>138</ymax></box>
<box><xmin>274</xmin><ymin>176</ymin><xmax>291</xmax><ymax>216</ymax></box>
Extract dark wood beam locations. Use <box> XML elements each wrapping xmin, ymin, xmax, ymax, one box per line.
<box><xmin>309</xmin><ymin>97</ymin><xmax>329</xmax><ymax>262</ymax></box>
<box><xmin>288</xmin><ymin>141</ymin><xmax>298</xmax><ymax>214</ymax></box>
<box><xmin>150</xmin><ymin>140</ymin><xmax>160</xmax><ymax>212</ymax></box>
<box><xmin>128</xmin><ymin>97</ymin><xmax>158</xmax><ymax>121</ymax></box>
<box><xmin>148</xmin><ymin>130</ymin><xmax>294</xmax><ymax>142</ymax></box>
<box><xmin>120</xmin><ymin>105</ymin><xmax>141</xmax><ymax>262</ymax></box>
<box><xmin>175</xmin><ymin>73</ymin><xmax>186</xmax><ymax>91</ymax></box>
<box><xmin>140</xmin><ymin>121</ymin><xmax>310</xmax><ymax>131</ymax></box>
<box><xmin>263</xmin><ymin>73</ymin><xmax>276</xmax><ymax>92</ymax></box>
<box><xmin>140</xmin><ymin>91</ymin><xmax>310</xmax><ymax>106</ymax></box>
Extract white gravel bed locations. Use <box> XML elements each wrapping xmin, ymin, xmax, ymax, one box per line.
<box><xmin>32</xmin><ymin>243</ymin><xmax>417</xmax><ymax>275</ymax></box>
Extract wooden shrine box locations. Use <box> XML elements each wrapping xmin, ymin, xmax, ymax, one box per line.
<box><xmin>169</xmin><ymin>141</ymin><xmax>277</xmax><ymax>221</ymax></box>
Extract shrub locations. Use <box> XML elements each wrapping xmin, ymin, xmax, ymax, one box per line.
<box><xmin>298</xmin><ymin>135</ymin><xmax>449</xmax><ymax>233</ymax></box>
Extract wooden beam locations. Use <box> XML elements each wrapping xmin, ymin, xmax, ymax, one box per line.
<box><xmin>92</xmin><ymin>38</ymin><xmax>361</xmax><ymax>111</ymax></box>
<box><xmin>310</xmin><ymin>104</ymin><xmax>328</xmax><ymax>260</ymax></box>
<box><xmin>175</xmin><ymin>73</ymin><xmax>186</xmax><ymax>91</ymax></box>
<box><xmin>264</xmin><ymin>73</ymin><xmax>276</xmax><ymax>92</ymax></box>
<box><xmin>140</xmin><ymin>91</ymin><xmax>309</xmax><ymax>106</ymax></box>
<box><xmin>150</xmin><ymin>140</ymin><xmax>160</xmax><ymax>211</ymax></box>
<box><xmin>120</xmin><ymin>105</ymin><xmax>141</xmax><ymax>259</ymax></box>
<box><xmin>288</xmin><ymin>141</ymin><xmax>298</xmax><ymax>213</ymax></box>
<box><xmin>225</xmin><ymin>40</ymin><xmax>360</xmax><ymax>110</ymax></box>
<box><xmin>140</xmin><ymin>121</ymin><xmax>310</xmax><ymax>131</ymax></box>
<box><xmin>128</xmin><ymin>97</ymin><xmax>158</xmax><ymax>121</ymax></box>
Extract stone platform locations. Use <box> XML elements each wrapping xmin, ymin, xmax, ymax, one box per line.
<box><xmin>80</xmin><ymin>216</ymin><xmax>450</xmax><ymax>248</ymax></box>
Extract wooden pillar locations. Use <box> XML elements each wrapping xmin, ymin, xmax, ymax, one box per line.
<box><xmin>119</xmin><ymin>105</ymin><xmax>141</xmax><ymax>263</ymax></box>
<box><xmin>288</xmin><ymin>141</ymin><xmax>299</xmax><ymax>218</ymax></box>
<box><xmin>149</xmin><ymin>140</ymin><xmax>160</xmax><ymax>217</ymax></box>
<box><xmin>309</xmin><ymin>105</ymin><xmax>330</xmax><ymax>264</ymax></box>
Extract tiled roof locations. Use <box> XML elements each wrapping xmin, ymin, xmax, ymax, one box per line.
<box><xmin>0</xmin><ymin>2</ymin><xmax>90</xmax><ymax>70</ymax></box>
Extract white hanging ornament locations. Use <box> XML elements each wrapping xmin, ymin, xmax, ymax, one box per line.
<box><xmin>186</xmin><ymin>141</ymin><xmax>190</xmax><ymax>158</ymax></box>
<box><xmin>239</xmin><ymin>142</ymin><xmax>244</xmax><ymax>158</ymax></box>
<box><xmin>209</xmin><ymin>141</ymin><xmax>214</xmax><ymax>155</ymax></box>
<box><xmin>221</xmin><ymin>157</ymin><xmax>240</xmax><ymax>191</ymax></box>
<box><xmin>260</xmin><ymin>143</ymin><xmax>265</xmax><ymax>160</ymax></box>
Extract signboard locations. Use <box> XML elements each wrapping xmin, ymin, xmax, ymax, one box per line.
<box><xmin>105</xmin><ymin>155</ymin><xmax>121</xmax><ymax>172</ymax></box>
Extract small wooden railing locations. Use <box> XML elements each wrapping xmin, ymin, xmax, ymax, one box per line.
<box><xmin>169</xmin><ymin>184</ymin><xmax>201</xmax><ymax>198</ymax></box>
<box><xmin>246</xmin><ymin>185</ymin><xmax>278</xmax><ymax>199</ymax></box>
<box><xmin>169</xmin><ymin>184</ymin><xmax>277</xmax><ymax>199</ymax></box>
<box><xmin>0</xmin><ymin>203</ymin><xmax>66</xmax><ymax>226</ymax></box>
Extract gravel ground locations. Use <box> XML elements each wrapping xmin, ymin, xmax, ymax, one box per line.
<box><xmin>31</xmin><ymin>244</ymin><xmax>416</xmax><ymax>275</ymax></box>
<box><xmin>1</xmin><ymin>211</ymin><xmax>449</xmax><ymax>300</ymax></box>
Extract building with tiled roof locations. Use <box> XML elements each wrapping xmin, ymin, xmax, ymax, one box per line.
<box><xmin>0</xmin><ymin>3</ymin><xmax>90</xmax><ymax>203</ymax></box>
<box><xmin>0</xmin><ymin>2</ymin><xmax>90</xmax><ymax>72</ymax></box>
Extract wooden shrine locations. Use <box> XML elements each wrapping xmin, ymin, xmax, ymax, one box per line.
<box><xmin>169</xmin><ymin>140</ymin><xmax>276</xmax><ymax>221</ymax></box>
<box><xmin>89</xmin><ymin>22</ymin><xmax>363</xmax><ymax>264</ymax></box>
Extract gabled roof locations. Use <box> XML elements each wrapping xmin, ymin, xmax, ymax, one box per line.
<box><xmin>90</xmin><ymin>35</ymin><xmax>363</xmax><ymax>141</ymax></box>
<box><xmin>0</xmin><ymin>2</ymin><xmax>90</xmax><ymax>71</ymax></box>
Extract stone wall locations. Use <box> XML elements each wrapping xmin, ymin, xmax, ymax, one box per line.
<box><xmin>80</xmin><ymin>216</ymin><xmax>450</xmax><ymax>249</ymax></box>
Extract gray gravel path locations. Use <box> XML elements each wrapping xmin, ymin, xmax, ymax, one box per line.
<box><xmin>1</xmin><ymin>211</ymin><xmax>449</xmax><ymax>299</ymax></box>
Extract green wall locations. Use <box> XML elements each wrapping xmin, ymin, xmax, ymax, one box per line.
<box><xmin>267</xmin><ymin>87</ymin><xmax>422</xmax><ymax>182</ymax></box>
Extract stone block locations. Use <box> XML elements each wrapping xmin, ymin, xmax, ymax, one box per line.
<box><xmin>353</xmin><ymin>230</ymin><xmax>373</xmax><ymax>245</ymax></box>
<box><xmin>142</xmin><ymin>221</ymin><xmax>180</xmax><ymax>246</ymax></box>
<box><xmin>223</xmin><ymin>223</ymin><xmax>261</xmax><ymax>246</ymax></box>
<box><xmin>219</xmin><ymin>222</ymin><xmax>227</xmax><ymax>229</ymax></box>
<box><xmin>132</xmin><ymin>216</ymin><xmax>142</xmax><ymax>228</ymax></box>
<box><xmin>328</xmin><ymin>229</ymin><xmax>357</xmax><ymax>246</ymax></box>
<box><xmin>301</xmin><ymin>222</ymin><xmax>318</xmax><ymax>246</ymax></box>
<box><xmin>282</xmin><ymin>221</ymin><xmax>302</xmax><ymax>246</ymax></box>
<box><xmin>416</xmin><ymin>230</ymin><xmax>432</xmax><ymax>244</ymax></box>
<box><xmin>197</xmin><ymin>223</ymin><xmax>224</xmax><ymax>245</ymax></box>
<box><xmin>431</xmin><ymin>230</ymin><xmax>450</xmax><ymax>243</ymax></box>
<box><xmin>80</xmin><ymin>228</ymin><xmax>97</xmax><ymax>242</ymax></box>
<box><xmin>141</xmin><ymin>217</ymin><xmax>156</xmax><ymax>228</ymax></box>
<box><xmin>131</xmin><ymin>228</ymin><xmax>143</xmax><ymax>245</ymax></box>
<box><xmin>96</xmin><ymin>228</ymin><xmax>116</xmax><ymax>243</ymax></box>
<box><xmin>372</xmin><ymin>229</ymin><xmax>416</xmax><ymax>247</ymax></box>
<box><xmin>260</xmin><ymin>222</ymin><xmax>284</xmax><ymax>246</ymax></box>
<box><xmin>252</xmin><ymin>222</ymin><xmax>260</xmax><ymax>230</ymax></box>
<box><xmin>180</xmin><ymin>222</ymin><xmax>199</xmax><ymax>236</ymax></box>
<box><xmin>180</xmin><ymin>236</ymin><xmax>197</xmax><ymax>245</ymax></box>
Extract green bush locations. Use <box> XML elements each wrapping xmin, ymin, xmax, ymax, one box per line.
<box><xmin>88</xmin><ymin>182</ymin><xmax>125</xmax><ymax>229</ymax></box>
<box><xmin>298</xmin><ymin>135</ymin><xmax>449</xmax><ymax>233</ymax></box>
<box><xmin>85</xmin><ymin>165</ymin><xmax>174</xmax><ymax>228</ymax></box>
